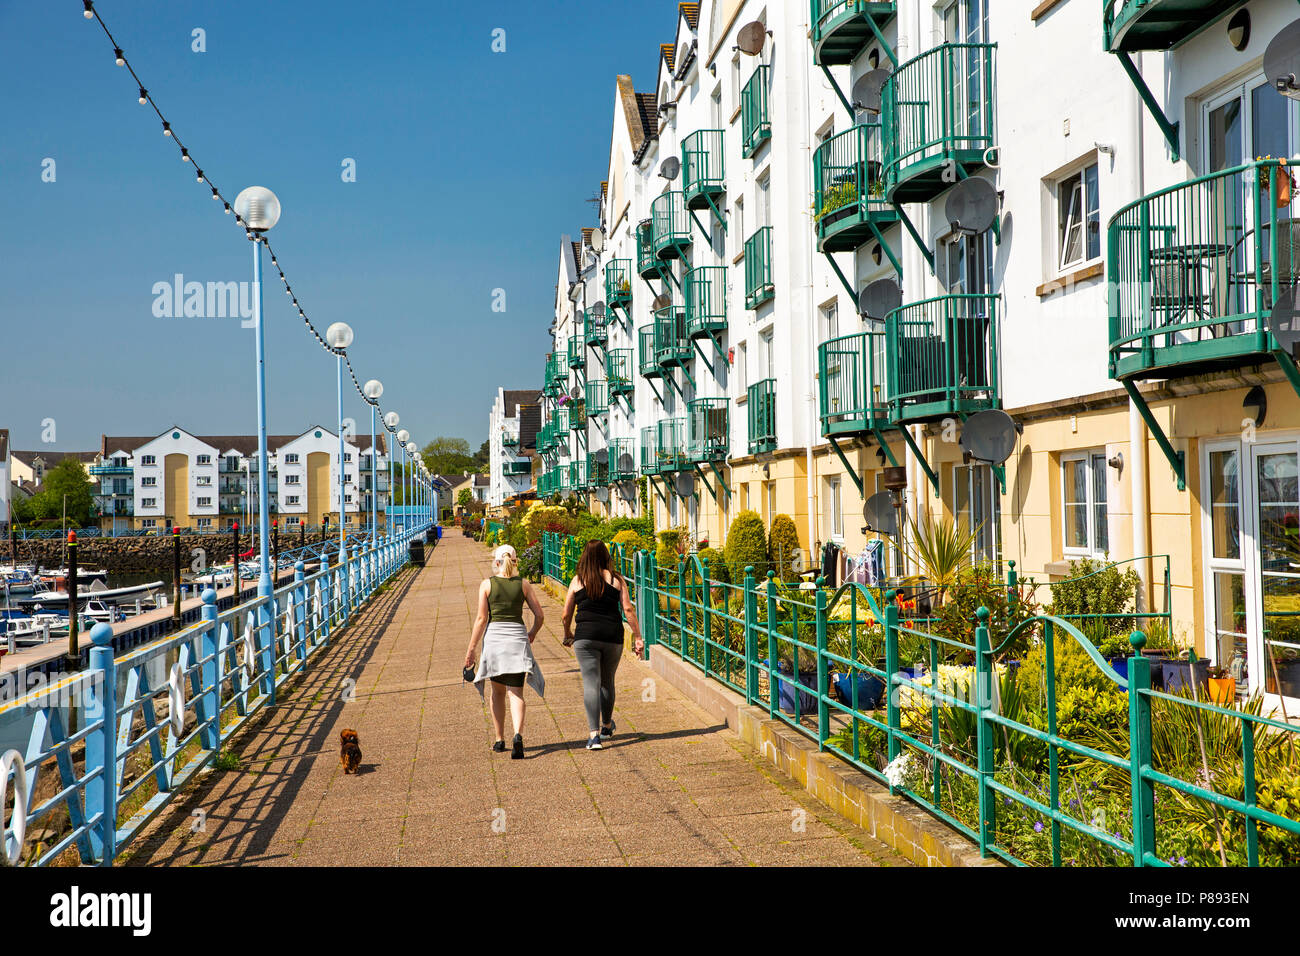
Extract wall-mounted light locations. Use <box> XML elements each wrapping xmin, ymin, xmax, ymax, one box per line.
<box><xmin>1227</xmin><ymin>9</ymin><xmax>1251</xmax><ymax>52</ymax></box>
<box><xmin>1108</xmin><ymin>452</ymin><xmax>1124</xmax><ymax>476</ymax></box>
<box><xmin>1244</xmin><ymin>385</ymin><xmax>1267</xmax><ymax>428</ymax></box>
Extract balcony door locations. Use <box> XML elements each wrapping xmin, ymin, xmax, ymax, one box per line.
<box><xmin>940</xmin><ymin>0</ymin><xmax>989</xmax><ymax>138</ymax></box>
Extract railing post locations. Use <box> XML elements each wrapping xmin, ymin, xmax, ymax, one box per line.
<box><xmin>766</xmin><ymin>570</ymin><xmax>778</xmax><ymax>719</ymax></box>
<box><xmin>1128</xmin><ymin>629</ymin><xmax>1155</xmax><ymax>867</ymax></box>
<box><xmin>743</xmin><ymin>566</ymin><xmax>757</xmax><ymax>706</ymax></box>
<box><xmin>884</xmin><ymin>590</ymin><xmax>900</xmax><ymax>766</ymax></box>
<box><xmin>815</xmin><ymin>576</ymin><xmax>829</xmax><ymax>750</ymax></box>
<box><xmin>293</xmin><ymin>561</ymin><xmax>307</xmax><ymax>662</ymax></box>
<box><xmin>974</xmin><ymin>606</ymin><xmax>996</xmax><ymax>857</ymax></box>
<box><xmin>1006</xmin><ymin>559</ymin><xmax>1017</xmax><ymax>611</ymax></box>
<box><xmin>341</xmin><ymin>548</ymin><xmax>352</xmax><ymax>622</ymax></box>
<box><xmin>701</xmin><ymin>555</ymin><xmax>713</xmax><ymax>677</ymax></box>
<box><xmin>86</xmin><ymin>622</ymin><xmax>117</xmax><ymax>865</ymax></box>
<box><xmin>199</xmin><ymin>589</ymin><xmax>219</xmax><ymax>751</ymax></box>
<box><xmin>677</xmin><ymin>557</ymin><xmax>687</xmax><ymax>661</ymax></box>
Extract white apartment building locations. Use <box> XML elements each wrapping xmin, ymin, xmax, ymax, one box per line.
<box><xmin>488</xmin><ymin>388</ymin><xmax>540</xmax><ymax>507</ymax></box>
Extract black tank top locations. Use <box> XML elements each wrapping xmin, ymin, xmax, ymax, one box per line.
<box><xmin>574</xmin><ymin>577</ymin><xmax>625</xmax><ymax>644</ymax></box>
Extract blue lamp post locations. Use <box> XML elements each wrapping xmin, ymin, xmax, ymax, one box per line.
<box><xmin>384</xmin><ymin>411</ymin><xmax>399</xmax><ymax>539</ymax></box>
<box><xmin>396</xmin><ymin>430</ymin><xmax>410</xmax><ymax>535</ymax></box>
<box><xmin>326</xmin><ymin>322</ymin><xmax>354</xmax><ymax>578</ymax></box>
<box><xmin>363</xmin><ymin>380</ymin><xmax>383</xmax><ymax>543</ymax></box>
<box><xmin>405</xmin><ymin>440</ymin><xmax>418</xmax><ymax>531</ymax></box>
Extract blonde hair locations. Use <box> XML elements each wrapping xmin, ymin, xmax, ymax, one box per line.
<box><xmin>493</xmin><ymin>545</ymin><xmax>518</xmax><ymax>578</ymax></box>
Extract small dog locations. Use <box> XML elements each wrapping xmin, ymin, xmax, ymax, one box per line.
<box><xmin>339</xmin><ymin>729</ymin><xmax>362</xmax><ymax>774</ymax></box>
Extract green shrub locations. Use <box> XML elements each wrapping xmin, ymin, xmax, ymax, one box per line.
<box><xmin>697</xmin><ymin>547</ymin><xmax>730</xmax><ymax>585</ymax></box>
<box><xmin>1049</xmin><ymin>557</ymin><xmax>1142</xmax><ymax>634</ymax></box>
<box><xmin>724</xmin><ymin>510</ymin><xmax>767</xmax><ymax>584</ymax></box>
<box><xmin>656</xmin><ymin>528</ymin><xmax>686</xmax><ymax>569</ymax></box>
<box><xmin>767</xmin><ymin>513</ymin><xmax>802</xmax><ymax>583</ymax></box>
<box><xmin>932</xmin><ymin>564</ymin><xmax>1040</xmax><ymax>662</ymax></box>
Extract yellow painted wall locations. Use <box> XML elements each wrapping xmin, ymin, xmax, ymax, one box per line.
<box><xmin>164</xmin><ymin>454</ymin><xmax>189</xmax><ymax>528</ymax></box>
<box><xmin>308</xmin><ymin>452</ymin><xmax>331</xmax><ymax>525</ymax></box>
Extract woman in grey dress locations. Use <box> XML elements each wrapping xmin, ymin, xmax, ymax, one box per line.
<box><xmin>463</xmin><ymin>545</ymin><xmax>545</xmax><ymax>759</ymax></box>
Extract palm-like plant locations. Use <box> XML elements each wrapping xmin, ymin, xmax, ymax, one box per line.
<box><xmin>907</xmin><ymin>511</ymin><xmax>981</xmax><ymax>605</ymax></box>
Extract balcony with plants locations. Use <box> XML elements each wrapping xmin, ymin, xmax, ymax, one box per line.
<box><xmin>607</xmin><ymin>349</ymin><xmax>635</xmax><ymax>396</ymax></box>
<box><xmin>747</xmin><ymin>379</ymin><xmax>778</xmax><ymax>455</ymax></box>
<box><xmin>651</xmin><ymin>191</ymin><xmax>693</xmax><ymax>259</ymax></box>
<box><xmin>811</xmin><ymin>0</ymin><xmax>896</xmax><ymax>66</ymax></box>
<box><xmin>741</xmin><ymin>64</ymin><xmax>771</xmax><ymax>158</ymax></box>
<box><xmin>586</xmin><ymin>451</ymin><xmax>609</xmax><ymax>488</ymax></box>
<box><xmin>819</xmin><ymin>330</ymin><xmax>892</xmax><ymax>437</ymax></box>
<box><xmin>654</xmin><ymin>304</ymin><xmax>691</xmax><ymax>368</ymax></box>
<box><xmin>882</xmin><ymin>43</ymin><xmax>997</xmax><ymax>203</ymax></box>
<box><xmin>655</xmin><ymin>418</ymin><xmax>688</xmax><ymax>474</ymax></box>
<box><xmin>568</xmin><ymin>401</ymin><xmax>587</xmax><ymax>432</ymax></box>
<box><xmin>687</xmin><ymin>398</ymin><xmax>729</xmax><ymax>464</ymax></box>
<box><xmin>744</xmin><ymin>226</ymin><xmax>774</xmax><ymax>309</ymax></box>
<box><xmin>1108</xmin><ymin>158</ymin><xmax>1299</xmax><ymax>382</ymax></box>
<box><xmin>886</xmin><ymin>293</ymin><xmax>1001</xmax><ymax>423</ymax></box>
<box><xmin>608</xmin><ymin>437</ymin><xmax>637</xmax><ymax>482</ymax></box>
<box><xmin>585</xmin><ymin>379</ymin><xmax>609</xmax><ymax>418</ymax></box>
<box><xmin>605</xmin><ymin>259</ymin><xmax>633</xmax><ymax>309</ymax></box>
<box><xmin>682</xmin><ymin>130</ymin><xmax>725</xmax><ymax>211</ymax></box>
<box><xmin>814</xmin><ymin>123</ymin><xmax>897</xmax><ymax>252</ymax></box>
<box><xmin>639</xmin><ymin>327</ymin><xmax>663</xmax><ymax>379</ymax></box>
<box><xmin>684</xmin><ymin>266</ymin><xmax>727</xmax><ymax>340</ymax></box>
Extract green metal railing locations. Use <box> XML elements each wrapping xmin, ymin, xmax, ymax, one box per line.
<box><xmin>812</xmin><ymin>1</ymin><xmax>896</xmax><ymax>65</ymax></box>
<box><xmin>585</xmin><ymin>312</ymin><xmax>607</xmax><ymax>348</ymax></box>
<box><xmin>882</xmin><ymin>43</ymin><xmax>997</xmax><ymax>200</ymax></box>
<box><xmin>885</xmin><ymin>293</ymin><xmax>1000</xmax><ymax>422</ymax></box>
<box><xmin>747</xmin><ymin>378</ymin><xmax>777</xmax><ymax>454</ymax></box>
<box><xmin>585</xmin><ymin>379</ymin><xmax>609</xmax><ymax>417</ymax></box>
<box><xmin>640</xmin><ymin>426</ymin><xmax>658</xmax><ymax>477</ymax></box>
<box><xmin>605</xmin><ymin>258</ymin><xmax>633</xmax><ymax>308</ymax></box>
<box><xmin>607</xmin><ymin>349</ymin><xmax>635</xmax><ymax>395</ymax></box>
<box><xmin>586</xmin><ymin>451</ymin><xmax>609</xmax><ymax>488</ymax></box>
<box><xmin>554</xmin><ymin>406</ymin><xmax>571</xmax><ymax>434</ymax></box>
<box><xmin>682</xmin><ymin>129</ymin><xmax>725</xmax><ymax>207</ymax></box>
<box><xmin>819</xmin><ymin>330</ymin><xmax>891</xmax><ymax>437</ymax></box>
<box><xmin>813</xmin><ymin>123</ymin><xmax>896</xmax><ymax>249</ymax></box>
<box><xmin>569</xmin><ymin>401</ymin><xmax>586</xmax><ymax>431</ymax></box>
<box><xmin>1107</xmin><ymin>158</ymin><xmax>1297</xmax><ymax>381</ymax></box>
<box><xmin>744</xmin><ymin>226</ymin><xmax>775</xmax><ymax>309</ymax></box>
<box><xmin>636</xmin><ymin>220</ymin><xmax>659</xmax><ymax>278</ymax></box>
<box><xmin>548</xmin><ymin>351</ymin><xmax>569</xmax><ymax>386</ymax></box>
<box><xmin>639</xmin><ymin>327</ymin><xmax>663</xmax><ymax>378</ymax></box>
<box><xmin>654</xmin><ymin>305</ymin><xmax>691</xmax><ymax>367</ymax></box>
<box><xmin>741</xmin><ymin>65</ymin><xmax>771</xmax><ymax>157</ymax></box>
<box><xmin>569</xmin><ymin>458</ymin><xmax>588</xmax><ymax>492</ymax></box>
<box><xmin>502</xmin><ymin>460</ymin><xmax>530</xmax><ymax>477</ymax></box>
<box><xmin>608</xmin><ymin>437</ymin><xmax>637</xmax><ymax>482</ymax></box>
<box><xmin>684</xmin><ymin>266</ymin><xmax>727</xmax><ymax>339</ymax></box>
<box><xmin>568</xmin><ymin>334</ymin><xmax>586</xmax><ymax>370</ymax></box>
<box><xmin>656</xmin><ymin>418</ymin><xmax>688</xmax><ymax>473</ymax></box>
<box><xmin>687</xmin><ymin>398</ymin><xmax>729</xmax><ymax>464</ymax></box>
<box><xmin>651</xmin><ymin>191</ymin><xmax>692</xmax><ymax>257</ymax></box>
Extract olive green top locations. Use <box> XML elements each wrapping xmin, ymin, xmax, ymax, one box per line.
<box><xmin>488</xmin><ymin>575</ymin><xmax>525</xmax><ymax>624</ymax></box>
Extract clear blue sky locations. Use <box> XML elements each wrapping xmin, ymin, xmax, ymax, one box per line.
<box><xmin>0</xmin><ymin>0</ymin><xmax>667</xmax><ymax>453</ymax></box>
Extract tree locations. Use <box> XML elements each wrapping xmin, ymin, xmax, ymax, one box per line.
<box><xmin>768</xmin><ymin>513</ymin><xmax>802</xmax><ymax>583</ymax></box>
<box><xmin>32</xmin><ymin>458</ymin><xmax>94</xmax><ymax>527</ymax></box>
<box><xmin>457</xmin><ymin>488</ymin><xmax>473</xmax><ymax>510</ymax></box>
<box><xmin>724</xmin><ymin>510</ymin><xmax>767</xmax><ymax>584</ymax></box>
<box><xmin>474</xmin><ymin>440</ymin><xmax>490</xmax><ymax>467</ymax></box>
<box><xmin>422</xmin><ymin>436</ymin><xmax>479</xmax><ymax>476</ymax></box>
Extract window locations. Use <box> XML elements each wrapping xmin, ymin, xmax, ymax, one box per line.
<box><xmin>943</xmin><ymin>231</ymin><xmax>993</xmax><ymax>295</ymax></box>
<box><xmin>197</xmin><ymin>497</ymin><xmax>211</xmax><ymax>507</ymax></box>
<box><xmin>141</xmin><ymin>455</ymin><xmax>156</xmax><ymax>466</ymax></box>
<box><xmin>756</xmin><ymin>173</ymin><xmax>771</xmax><ymax>229</ymax></box>
<box><xmin>760</xmin><ymin>330</ymin><xmax>774</xmax><ymax>379</ymax></box>
<box><xmin>736</xmin><ymin>342</ymin><xmax>748</xmax><ymax>390</ymax></box>
<box><xmin>225</xmin><ymin>456</ymin><xmax>239</xmax><ymax>470</ymax></box>
<box><xmin>197</xmin><ymin>518</ymin><xmax>212</xmax><ymax>529</ymax></box>
<box><xmin>196</xmin><ymin>454</ymin><xmax>211</xmax><ymax>465</ymax></box>
<box><xmin>1057</xmin><ymin>163</ymin><xmax>1100</xmax><ymax>271</ymax></box>
<box><xmin>345</xmin><ymin>474</ymin><xmax>354</xmax><ymax>484</ymax></box>
<box><xmin>142</xmin><ymin>519</ymin><xmax>157</xmax><ymax>529</ymax></box>
<box><xmin>196</xmin><ymin>476</ymin><xmax>211</xmax><ymax>486</ymax></box>
<box><xmin>825</xmin><ymin>476</ymin><xmax>844</xmax><ymax>541</ymax></box>
<box><xmin>766</xmin><ymin>482</ymin><xmax>776</xmax><ymax>529</ymax></box>
<box><xmin>344</xmin><ymin>453</ymin><xmax>353</xmax><ymax>463</ymax></box>
<box><xmin>951</xmin><ymin>464</ymin><xmax>1002</xmax><ymax>564</ymax></box>
<box><xmin>142</xmin><ymin>498</ymin><xmax>156</xmax><ymax>508</ymax></box>
<box><xmin>284</xmin><ymin>453</ymin><xmax>300</xmax><ymax>465</ymax></box>
<box><xmin>1062</xmin><ymin>452</ymin><xmax>1110</xmax><ymax>556</ymax></box>
<box><xmin>285</xmin><ymin>474</ymin><xmax>300</xmax><ymax>485</ymax></box>
<box><xmin>287</xmin><ymin>495</ymin><xmax>300</xmax><ymax>505</ymax></box>
<box><xmin>734</xmin><ymin>198</ymin><xmax>744</xmax><ymax>254</ymax></box>
<box><xmin>345</xmin><ymin>494</ymin><xmax>353</xmax><ymax>504</ymax></box>
<box><xmin>141</xmin><ymin>476</ymin><xmax>157</xmax><ymax>487</ymax></box>
<box><xmin>820</xmin><ymin>300</ymin><xmax>839</xmax><ymax>343</ymax></box>
<box><xmin>287</xmin><ymin>516</ymin><xmax>301</xmax><ymax>526</ymax></box>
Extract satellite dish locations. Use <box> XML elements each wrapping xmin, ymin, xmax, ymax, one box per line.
<box><xmin>863</xmin><ymin>493</ymin><xmax>897</xmax><ymax>536</ymax></box>
<box><xmin>590</xmin><ymin>228</ymin><xmax>605</xmax><ymax>253</ymax></box>
<box><xmin>737</xmin><ymin>21</ymin><xmax>767</xmax><ymax>56</ymax></box>
<box><xmin>660</xmin><ymin>156</ymin><xmax>681</xmax><ymax>182</ymax></box>
<box><xmin>1268</xmin><ymin>286</ymin><xmax>1300</xmax><ymax>352</ymax></box>
<box><xmin>674</xmin><ymin>472</ymin><xmax>695</xmax><ymax>497</ymax></box>
<box><xmin>960</xmin><ymin>409</ymin><xmax>1019</xmax><ymax>466</ymax></box>
<box><xmin>1264</xmin><ymin>19</ymin><xmax>1300</xmax><ymax>100</ymax></box>
<box><xmin>594</xmin><ymin>448</ymin><xmax>609</xmax><ymax>465</ymax></box>
<box><xmin>850</xmin><ymin>69</ymin><xmax>891</xmax><ymax>117</ymax></box>
<box><xmin>590</xmin><ymin>301</ymin><xmax>607</xmax><ymax>318</ymax></box>
<box><xmin>859</xmin><ymin>278</ymin><xmax>902</xmax><ymax>325</ymax></box>
<box><xmin>618</xmin><ymin>452</ymin><xmax>636</xmax><ymax>474</ymax></box>
<box><xmin>651</xmin><ymin>293</ymin><xmax>673</xmax><ymax>312</ymax></box>
<box><xmin>945</xmin><ymin>177</ymin><xmax>999</xmax><ymax>237</ymax></box>
<box><xmin>570</xmin><ymin>386</ymin><xmax>583</xmax><ymax>401</ymax></box>
<box><xmin>595</xmin><ymin>487</ymin><xmax>610</xmax><ymax>503</ymax></box>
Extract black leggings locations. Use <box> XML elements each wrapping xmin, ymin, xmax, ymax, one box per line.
<box><xmin>491</xmin><ymin>672</ymin><xmax>525</xmax><ymax>689</ymax></box>
<box><xmin>573</xmin><ymin>639</ymin><xmax>622</xmax><ymax>733</ymax></box>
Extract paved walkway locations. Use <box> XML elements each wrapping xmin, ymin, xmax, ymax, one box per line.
<box><xmin>123</xmin><ymin>534</ymin><xmax>907</xmax><ymax>866</ymax></box>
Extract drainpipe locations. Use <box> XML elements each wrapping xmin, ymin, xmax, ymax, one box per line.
<box><xmin>802</xmin><ymin>3</ymin><xmax>820</xmax><ymax>555</ymax></box>
<box><xmin>1129</xmin><ymin>52</ymin><xmax>1151</xmax><ymax>613</ymax></box>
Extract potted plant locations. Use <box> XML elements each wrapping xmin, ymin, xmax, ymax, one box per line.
<box><xmin>1206</xmin><ymin>664</ymin><xmax>1236</xmax><ymax>706</ymax></box>
<box><xmin>1258</xmin><ymin>156</ymin><xmax>1296</xmax><ymax>208</ymax></box>
<box><xmin>1160</xmin><ymin>648</ymin><xmax>1210</xmax><ymax>697</ymax></box>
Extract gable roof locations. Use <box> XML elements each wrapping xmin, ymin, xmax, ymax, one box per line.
<box><xmin>11</xmin><ymin>449</ymin><xmax>97</xmax><ymax>467</ymax></box>
<box><xmin>679</xmin><ymin>2</ymin><xmax>700</xmax><ymax>30</ymax></box>
<box><xmin>98</xmin><ymin>428</ymin><xmax>380</xmax><ymax>460</ymax></box>
<box><xmin>502</xmin><ymin>389</ymin><xmax>539</xmax><ymax>418</ymax></box>
<box><xmin>518</xmin><ymin>402</ymin><xmax>541</xmax><ymax>452</ymax></box>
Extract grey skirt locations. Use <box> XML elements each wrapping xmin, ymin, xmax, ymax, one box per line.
<box><xmin>473</xmin><ymin>621</ymin><xmax>545</xmax><ymax>698</ymax></box>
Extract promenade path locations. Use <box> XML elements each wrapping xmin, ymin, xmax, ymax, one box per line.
<box><xmin>123</xmin><ymin>533</ymin><xmax>907</xmax><ymax>866</ymax></box>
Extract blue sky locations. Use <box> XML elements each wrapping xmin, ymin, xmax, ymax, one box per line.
<box><xmin>0</xmin><ymin>0</ymin><xmax>668</xmax><ymax>453</ymax></box>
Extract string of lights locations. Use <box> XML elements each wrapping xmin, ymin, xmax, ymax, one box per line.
<box><xmin>80</xmin><ymin>1</ymin><xmax>406</xmax><ymax>433</ymax></box>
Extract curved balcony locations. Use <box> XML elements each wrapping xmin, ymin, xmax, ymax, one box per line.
<box><xmin>651</xmin><ymin>191</ymin><xmax>692</xmax><ymax>259</ymax></box>
<box><xmin>654</xmin><ymin>305</ymin><xmax>691</xmax><ymax>368</ymax></box>
<box><xmin>570</xmin><ymin>459</ymin><xmax>588</xmax><ymax>492</ymax></box>
<box><xmin>636</xmin><ymin>221</ymin><xmax>660</xmax><ymax>279</ymax></box>
<box><xmin>886</xmin><ymin>294</ymin><xmax>1001</xmax><ymax>423</ymax></box>
<box><xmin>607</xmin><ymin>349</ymin><xmax>635</xmax><ymax>396</ymax></box>
<box><xmin>883</xmin><ymin>43</ymin><xmax>997</xmax><ymax>204</ymax></box>
<box><xmin>608</xmin><ymin>438</ymin><xmax>637</xmax><ymax>482</ymax></box>
<box><xmin>604</xmin><ymin>259</ymin><xmax>633</xmax><ymax>309</ymax></box>
<box><xmin>687</xmin><ymin>399</ymin><xmax>729</xmax><ymax>464</ymax></box>
<box><xmin>554</xmin><ymin>407</ymin><xmax>572</xmax><ymax>434</ymax></box>
<box><xmin>682</xmin><ymin>130</ymin><xmax>725</xmax><ymax>210</ymax></box>
<box><xmin>503</xmin><ymin>461</ymin><xmax>530</xmax><ymax>477</ymax></box>
<box><xmin>747</xmin><ymin>379</ymin><xmax>778</xmax><ymax>455</ymax></box>
<box><xmin>585</xmin><ymin>379</ymin><xmax>609</xmax><ymax>417</ymax></box>
<box><xmin>744</xmin><ymin>227</ymin><xmax>775</xmax><ymax>309</ymax></box>
<box><xmin>585</xmin><ymin>313</ymin><xmax>608</xmax><ymax>349</ymax></box>
<box><xmin>819</xmin><ymin>331</ymin><xmax>891</xmax><ymax>437</ymax></box>
<box><xmin>741</xmin><ymin>65</ymin><xmax>771</xmax><ymax>158</ymax></box>
<box><xmin>814</xmin><ymin>124</ymin><xmax>898</xmax><ymax>252</ymax></box>
<box><xmin>1103</xmin><ymin>0</ymin><xmax>1245</xmax><ymax>53</ymax></box>
<box><xmin>655</xmin><ymin>418</ymin><xmax>688</xmax><ymax>474</ymax></box>
<box><xmin>684</xmin><ymin>266</ymin><xmax>727</xmax><ymax>339</ymax></box>
<box><xmin>639</xmin><ymin>328</ymin><xmax>663</xmax><ymax>379</ymax></box>
<box><xmin>586</xmin><ymin>451</ymin><xmax>609</xmax><ymax>488</ymax></box>
<box><xmin>812</xmin><ymin>0</ymin><xmax>896</xmax><ymax>66</ymax></box>
<box><xmin>1108</xmin><ymin>159</ymin><xmax>1299</xmax><ymax>382</ymax></box>
<box><xmin>639</xmin><ymin>426</ymin><xmax>658</xmax><ymax>477</ymax></box>
<box><xmin>568</xmin><ymin>335</ymin><xmax>586</xmax><ymax>371</ymax></box>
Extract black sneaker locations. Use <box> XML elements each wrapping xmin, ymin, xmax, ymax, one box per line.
<box><xmin>511</xmin><ymin>733</ymin><xmax>524</xmax><ymax>759</ymax></box>
<box><xmin>585</xmin><ymin>734</ymin><xmax>603</xmax><ymax>750</ymax></box>
<box><xmin>600</xmin><ymin>721</ymin><xmax>616</xmax><ymax>739</ymax></box>
<box><xmin>491</xmin><ymin>740</ymin><xmax>506</xmax><ymax>753</ymax></box>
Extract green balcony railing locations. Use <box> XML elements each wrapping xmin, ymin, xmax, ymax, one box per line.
<box><xmin>639</xmin><ymin>327</ymin><xmax>663</xmax><ymax>379</ymax></box>
<box><xmin>568</xmin><ymin>334</ymin><xmax>586</xmax><ymax>370</ymax></box>
<box><xmin>570</xmin><ymin>458</ymin><xmax>588</xmax><ymax>492</ymax></box>
<box><xmin>555</xmin><ymin>407</ymin><xmax>571</xmax><ymax>434</ymax></box>
<box><xmin>813</xmin><ymin>123</ymin><xmax>897</xmax><ymax>252</ymax></box>
<box><xmin>886</xmin><ymin>293</ymin><xmax>1001</xmax><ymax>423</ymax></box>
<box><xmin>636</xmin><ymin>220</ymin><xmax>660</xmax><ymax>279</ymax></box>
<box><xmin>608</xmin><ymin>437</ymin><xmax>637</xmax><ymax>482</ymax></box>
<box><xmin>586</xmin><ymin>451</ymin><xmax>609</xmax><ymax>488</ymax></box>
<box><xmin>654</xmin><ymin>305</ymin><xmax>692</xmax><ymax>367</ymax></box>
<box><xmin>585</xmin><ymin>379</ymin><xmax>610</xmax><ymax>417</ymax></box>
<box><xmin>1109</xmin><ymin>159</ymin><xmax>1299</xmax><ymax>380</ymax></box>
<box><xmin>882</xmin><ymin>42</ymin><xmax>997</xmax><ymax>203</ymax></box>
<box><xmin>811</xmin><ymin>0</ymin><xmax>897</xmax><ymax>66</ymax></box>
<box><xmin>684</xmin><ymin>266</ymin><xmax>727</xmax><ymax>339</ymax></box>
<box><xmin>640</xmin><ymin>426</ymin><xmax>658</xmax><ymax>477</ymax></box>
<box><xmin>741</xmin><ymin>65</ymin><xmax>772</xmax><ymax>158</ymax></box>
<box><xmin>548</xmin><ymin>351</ymin><xmax>569</xmax><ymax>386</ymax></box>
<box><xmin>569</xmin><ymin>401</ymin><xmax>587</xmax><ymax>431</ymax></box>
<box><xmin>607</xmin><ymin>349</ymin><xmax>635</xmax><ymax>396</ymax></box>
<box><xmin>744</xmin><ymin>227</ymin><xmax>774</xmax><ymax>309</ymax></box>
<box><xmin>503</xmin><ymin>460</ymin><xmax>531</xmax><ymax>477</ymax></box>
<box><xmin>656</xmin><ymin>418</ymin><xmax>688</xmax><ymax>474</ymax></box>
<box><xmin>682</xmin><ymin>130</ymin><xmax>725</xmax><ymax>209</ymax></box>
<box><xmin>585</xmin><ymin>313</ymin><xmax>607</xmax><ymax>348</ymax></box>
<box><xmin>819</xmin><ymin>331</ymin><xmax>891</xmax><ymax>437</ymax></box>
<box><xmin>604</xmin><ymin>258</ymin><xmax>633</xmax><ymax>309</ymax></box>
<box><xmin>747</xmin><ymin>379</ymin><xmax>778</xmax><ymax>454</ymax></box>
<box><xmin>687</xmin><ymin>398</ymin><xmax>729</xmax><ymax>464</ymax></box>
<box><xmin>651</xmin><ymin>191</ymin><xmax>693</xmax><ymax>258</ymax></box>
<box><xmin>1103</xmin><ymin>0</ymin><xmax>1242</xmax><ymax>52</ymax></box>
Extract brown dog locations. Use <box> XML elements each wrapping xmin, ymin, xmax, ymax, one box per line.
<box><xmin>339</xmin><ymin>729</ymin><xmax>362</xmax><ymax>774</ymax></box>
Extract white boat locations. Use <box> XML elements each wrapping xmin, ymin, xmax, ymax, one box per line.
<box><xmin>16</xmin><ymin>580</ymin><xmax>164</xmax><ymax>610</ymax></box>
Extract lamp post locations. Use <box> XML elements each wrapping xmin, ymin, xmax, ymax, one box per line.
<box><xmin>233</xmin><ymin>186</ymin><xmax>281</xmax><ymax>620</ymax></box>
<box><xmin>384</xmin><ymin>411</ymin><xmax>399</xmax><ymax>539</ymax></box>
<box><xmin>326</xmin><ymin>323</ymin><xmax>354</xmax><ymax>569</ymax></box>
<box><xmin>363</xmin><ymin>380</ymin><xmax>383</xmax><ymax>544</ymax></box>
<box><xmin>396</xmin><ymin>429</ymin><xmax>410</xmax><ymax>535</ymax></box>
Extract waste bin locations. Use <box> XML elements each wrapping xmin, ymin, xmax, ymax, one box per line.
<box><xmin>409</xmin><ymin>539</ymin><xmax>426</xmax><ymax>566</ymax></box>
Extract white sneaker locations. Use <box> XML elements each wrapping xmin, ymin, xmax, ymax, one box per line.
<box><xmin>585</xmin><ymin>734</ymin><xmax>603</xmax><ymax>750</ymax></box>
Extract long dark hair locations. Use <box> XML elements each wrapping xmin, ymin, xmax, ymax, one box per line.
<box><xmin>577</xmin><ymin>540</ymin><xmax>619</xmax><ymax>599</ymax></box>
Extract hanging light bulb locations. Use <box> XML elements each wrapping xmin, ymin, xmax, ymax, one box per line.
<box><xmin>114</xmin><ymin>48</ymin><xmax>124</xmax><ymax>66</ymax></box>
<box><xmin>211</xmin><ymin>187</ymin><xmax>219</xmax><ymax>200</ymax></box>
<box><xmin>181</xmin><ymin>148</ymin><xmax>191</xmax><ymax>162</ymax></box>
<box><xmin>138</xmin><ymin>87</ymin><xmax>147</xmax><ymax>104</ymax></box>
<box><xmin>162</xmin><ymin>121</ymin><xmax>172</xmax><ymax>137</ymax></box>
<box><xmin>83</xmin><ymin>1</ymin><xmax>94</xmax><ymax>18</ymax></box>
<box><xmin>223</xmin><ymin>202</ymin><xmax>231</xmax><ymax>214</ymax></box>
<box><xmin>196</xmin><ymin>169</ymin><xmax>204</xmax><ymax>183</ymax></box>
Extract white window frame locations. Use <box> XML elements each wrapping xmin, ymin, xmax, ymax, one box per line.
<box><xmin>142</xmin><ymin>498</ymin><xmax>157</xmax><ymax>509</ymax></box>
<box><xmin>285</xmin><ymin>474</ymin><xmax>301</xmax><ymax>485</ymax></box>
<box><xmin>1054</xmin><ymin>161</ymin><xmax>1101</xmax><ymax>274</ymax></box>
<box><xmin>141</xmin><ymin>476</ymin><xmax>157</xmax><ymax>487</ymax></box>
<box><xmin>197</xmin><ymin>497</ymin><xmax>212</xmax><ymax>508</ymax></box>
<box><xmin>1061</xmin><ymin>450</ymin><xmax>1110</xmax><ymax>558</ymax></box>
<box><xmin>825</xmin><ymin>476</ymin><xmax>844</xmax><ymax>543</ymax></box>
<box><xmin>141</xmin><ymin>455</ymin><xmax>156</xmax><ymax>466</ymax></box>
